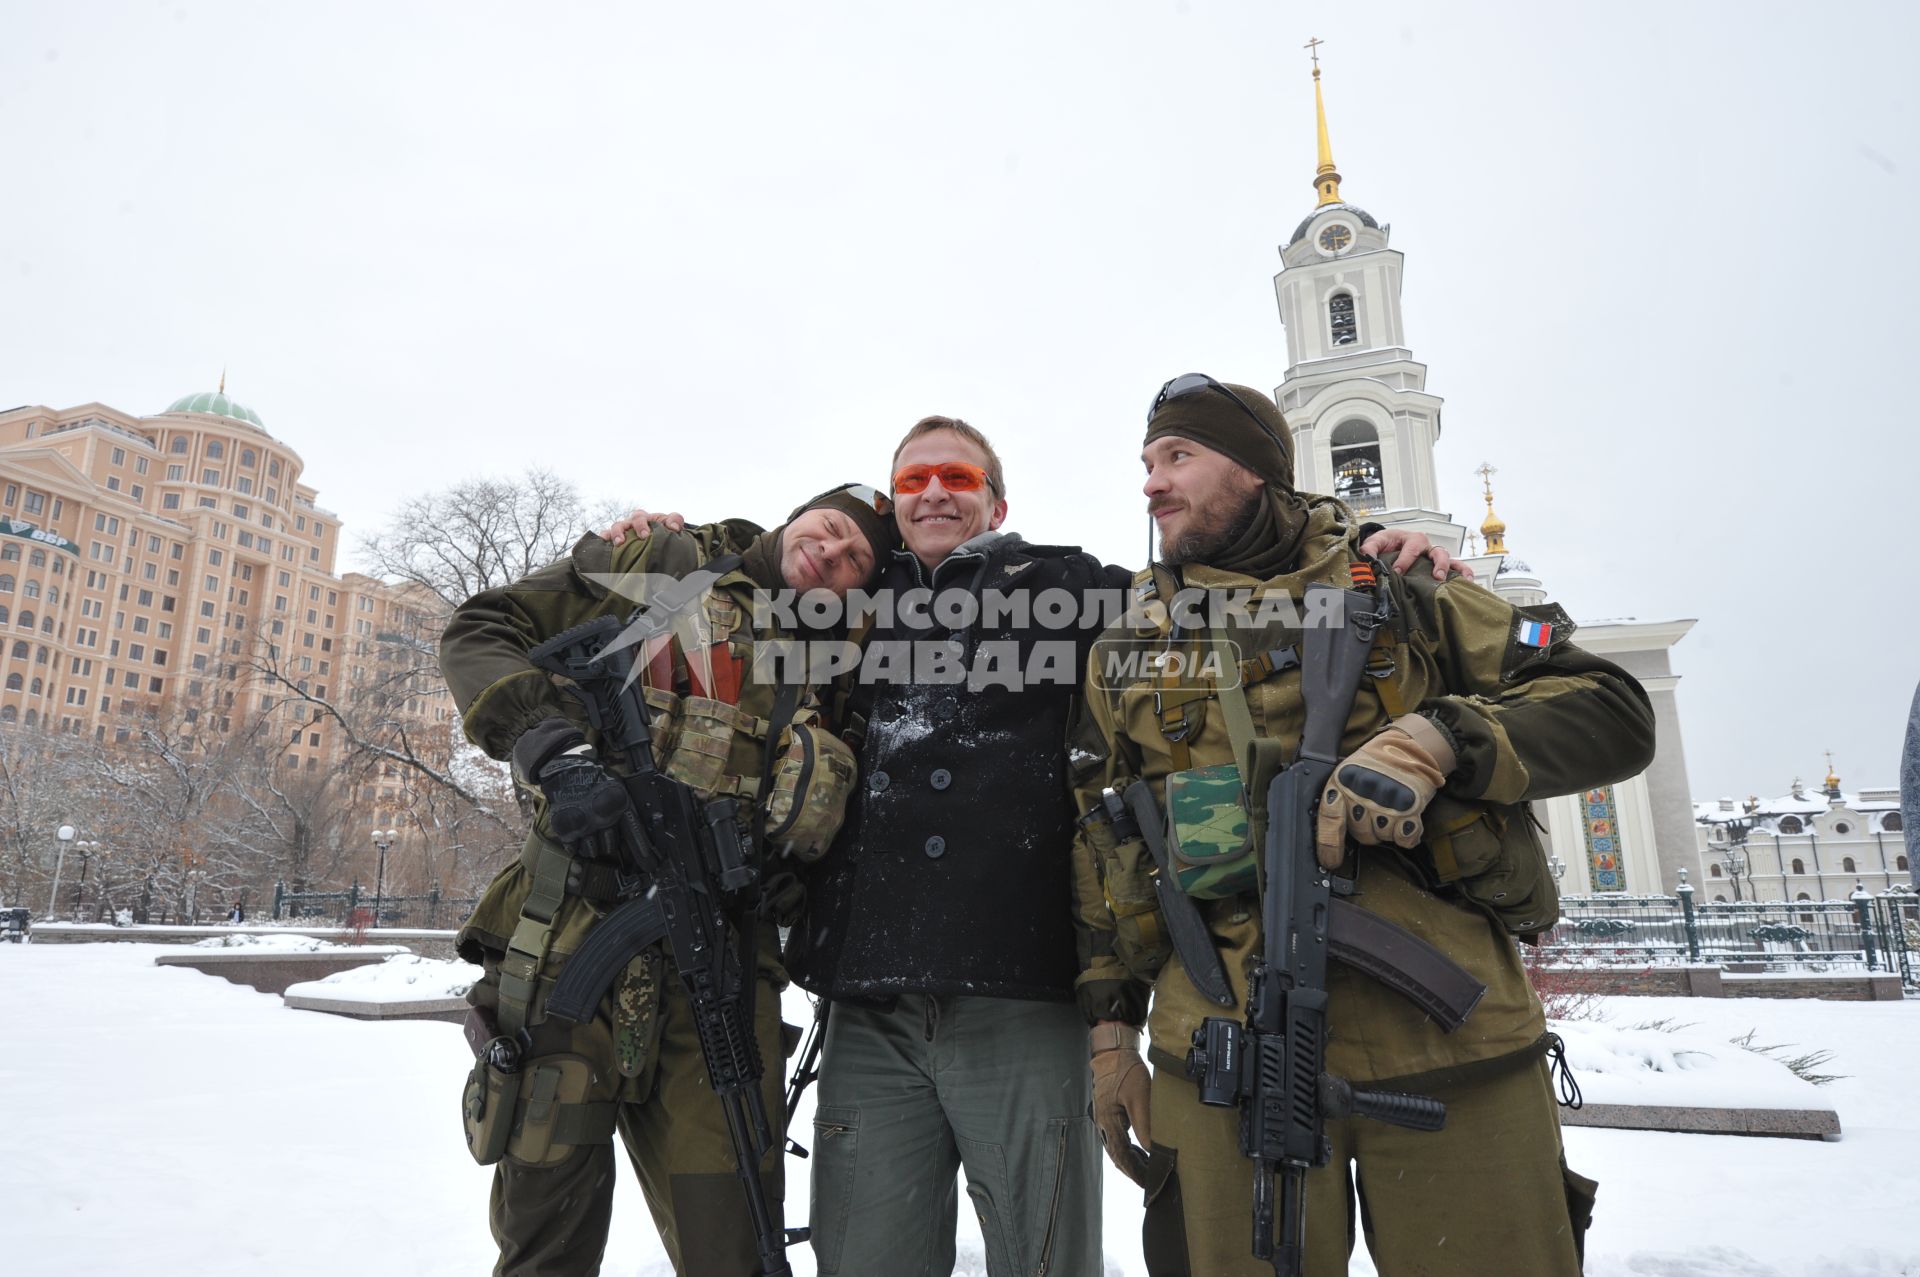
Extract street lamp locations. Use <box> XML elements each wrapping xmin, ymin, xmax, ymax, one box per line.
<box><xmin>1709</xmin><ymin>816</ymin><xmax>1755</xmax><ymax>902</ymax></box>
<box><xmin>370</xmin><ymin>827</ymin><xmax>399</xmax><ymax>926</ymax></box>
<box><xmin>1547</xmin><ymin>853</ymin><xmax>1566</xmax><ymax>885</ymax></box>
<box><xmin>46</xmin><ymin>825</ymin><xmax>75</xmax><ymax>918</ymax></box>
<box><xmin>71</xmin><ymin>840</ymin><xmax>99</xmax><ymax>914</ymax></box>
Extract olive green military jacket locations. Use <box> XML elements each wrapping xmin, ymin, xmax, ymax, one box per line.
<box><xmin>1067</xmin><ymin>500</ymin><xmax>1656</xmax><ymax>1088</ymax></box>
<box><xmin>441</xmin><ymin>520</ymin><xmax>799</xmax><ymax>981</ymax></box>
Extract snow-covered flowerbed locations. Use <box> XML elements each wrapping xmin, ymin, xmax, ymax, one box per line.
<box><xmin>190</xmin><ymin>931</ymin><xmax>385</xmax><ymax>953</ymax></box>
<box><xmin>284</xmin><ymin>953</ymin><xmax>481</xmax><ymax>1003</ymax></box>
<box><xmin>1556</xmin><ymin>1016</ymin><xmax>1834</xmax><ymax>1110</ymax></box>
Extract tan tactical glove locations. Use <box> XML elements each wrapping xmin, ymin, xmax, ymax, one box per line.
<box><xmin>1089</xmin><ymin>1022</ymin><xmax>1152</xmax><ymax>1186</ymax></box>
<box><xmin>1314</xmin><ymin>714</ymin><xmax>1456</xmax><ymax>869</ymax></box>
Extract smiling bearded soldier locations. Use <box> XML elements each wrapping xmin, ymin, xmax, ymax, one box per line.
<box><xmin>1069</xmin><ymin>375</ymin><xmax>1656</xmax><ymax>1276</ymax></box>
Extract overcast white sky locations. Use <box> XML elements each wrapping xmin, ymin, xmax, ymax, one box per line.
<box><xmin>3</xmin><ymin>1</ymin><xmax>1915</xmax><ymax>802</ymax></box>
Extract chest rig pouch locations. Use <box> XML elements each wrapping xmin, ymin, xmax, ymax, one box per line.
<box><xmin>1154</xmin><ymin>564</ymin><xmax>1407</xmax><ymax>902</ymax></box>
<box><xmin>1155</xmin><ymin>631</ymin><xmax>1273</xmax><ymax>901</ymax></box>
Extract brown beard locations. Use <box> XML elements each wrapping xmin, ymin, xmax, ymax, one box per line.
<box><xmin>1162</xmin><ymin>487</ymin><xmax>1264</xmax><ymax>566</ymax></box>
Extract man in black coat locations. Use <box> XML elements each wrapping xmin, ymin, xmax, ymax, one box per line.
<box><xmin>797</xmin><ymin>416</ymin><xmax>1124</xmax><ymax>1277</ymax></box>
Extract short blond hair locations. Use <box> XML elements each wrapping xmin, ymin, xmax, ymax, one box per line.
<box><xmin>890</xmin><ymin>416</ymin><xmax>1006</xmax><ymax>497</ymax></box>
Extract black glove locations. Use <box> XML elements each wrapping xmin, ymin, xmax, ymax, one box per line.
<box><xmin>536</xmin><ymin>753</ymin><xmax>629</xmax><ymax>861</ymax></box>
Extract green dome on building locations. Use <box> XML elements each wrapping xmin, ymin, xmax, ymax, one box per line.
<box><xmin>163</xmin><ymin>389</ymin><xmax>265</xmax><ymax>428</ymax></box>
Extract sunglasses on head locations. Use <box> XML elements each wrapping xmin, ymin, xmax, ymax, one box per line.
<box><xmin>799</xmin><ymin>483</ymin><xmax>894</xmax><ymax>518</ymax></box>
<box><xmin>1147</xmin><ymin>373</ymin><xmax>1285</xmax><ymax>450</ymax></box>
<box><xmin>892</xmin><ymin>462</ymin><xmax>992</xmax><ymax>495</ymax></box>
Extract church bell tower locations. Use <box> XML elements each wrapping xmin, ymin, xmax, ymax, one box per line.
<box><xmin>1274</xmin><ymin>44</ymin><xmax>1457</xmax><ymax>550</ymax></box>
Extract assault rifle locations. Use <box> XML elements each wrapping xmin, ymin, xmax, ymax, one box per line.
<box><xmin>1186</xmin><ymin>582</ymin><xmax>1451</xmax><ymax>1276</ymax></box>
<box><xmin>528</xmin><ymin>612</ymin><xmax>795</xmax><ymax>1277</ymax></box>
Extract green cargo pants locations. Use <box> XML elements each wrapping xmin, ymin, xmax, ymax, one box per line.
<box><xmin>1139</xmin><ymin>1056</ymin><xmax>1594</xmax><ymax>1276</ymax></box>
<box><xmin>482</xmin><ymin>966</ymin><xmax>789</xmax><ymax>1277</ymax></box>
<box><xmin>809</xmin><ymin>994</ymin><xmax>1103</xmax><ymax>1277</ymax></box>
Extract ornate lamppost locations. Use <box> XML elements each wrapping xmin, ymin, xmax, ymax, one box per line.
<box><xmin>370</xmin><ymin>826</ymin><xmax>399</xmax><ymax>926</ymax></box>
<box><xmin>1708</xmin><ymin>815</ymin><xmax>1754</xmax><ymax>902</ymax></box>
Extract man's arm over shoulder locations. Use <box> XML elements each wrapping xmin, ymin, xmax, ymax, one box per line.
<box><xmin>439</xmin><ymin>524</ymin><xmax>750</xmax><ymax>760</ymax></box>
<box><xmin>1402</xmin><ymin>573</ymin><xmax>1656</xmax><ymax>806</ymax></box>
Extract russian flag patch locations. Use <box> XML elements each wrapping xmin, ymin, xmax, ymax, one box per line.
<box><xmin>1517</xmin><ymin>619</ymin><xmax>1554</xmax><ymax>648</ymax></box>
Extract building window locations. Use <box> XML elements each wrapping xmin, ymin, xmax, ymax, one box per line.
<box><xmin>3</xmin><ymin>673</ymin><xmax>19</xmax><ymax>691</ymax></box>
<box><xmin>163</xmin><ymin>494</ymin><xmax>181</xmax><ymax>510</ymax></box>
<box><xmin>1842</xmin><ymin>857</ymin><xmax>1856</xmax><ymax>873</ymax></box>
<box><xmin>1886</xmin><ymin>813</ymin><xmax>1905</xmax><ymax>833</ymax></box>
<box><xmin>1790</xmin><ymin>858</ymin><xmax>1805</xmax><ymax>874</ymax></box>
<box><xmin>202</xmin><ymin>470</ymin><xmax>219</xmax><ymax>485</ymax></box>
<box><xmin>1779</xmin><ymin>816</ymin><xmax>1803</xmax><ymax>834</ymax></box>
<box><xmin>241</xmin><ymin>449</ymin><xmax>255</xmax><ymax>467</ymax></box>
<box><xmin>1900</xmin><ymin>855</ymin><xmax>1911</xmax><ymax>872</ymax></box>
<box><xmin>207</xmin><ymin>440</ymin><xmax>223</xmax><ymax>459</ymax></box>
<box><xmin>0</xmin><ymin>575</ymin><xmax>11</xmax><ymax>593</ymax></box>
<box><xmin>171</xmin><ymin>437</ymin><xmax>188</xmax><ymax>454</ymax></box>
<box><xmin>1834</xmin><ymin>822</ymin><xmax>1852</xmax><ymax>835</ymax></box>
<box><xmin>1329</xmin><ymin>292</ymin><xmax>1358</xmax><ymax>346</ymax></box>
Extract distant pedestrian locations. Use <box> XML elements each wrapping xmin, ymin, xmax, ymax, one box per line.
<box><xmin>227</xmin><ymin>900</ymin><xmax>245</xmax><ymax>925</ymax></box>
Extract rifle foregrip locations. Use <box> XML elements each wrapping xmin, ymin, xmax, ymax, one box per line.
<box><xmin>1332</xmin><ymin>1078</ymin><xmax>1447</xmax><ymax>1132</ymax></box>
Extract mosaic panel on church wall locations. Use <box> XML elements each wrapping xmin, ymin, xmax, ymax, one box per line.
<box><xmin>1581</xmin><ymin>785</ymin><xmax>1626</xmax><ymax>892</ymax></box>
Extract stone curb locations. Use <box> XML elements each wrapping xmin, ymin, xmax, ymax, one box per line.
<box><xmin>1559</xmin><ymin>1101</ymin><xmax>1841</xmax><ymax>1140</ymax></box>
<box><xmin>282</xmin><ymin>992</ymin><xmax>469</xmax><ymax>1023</ymax></box>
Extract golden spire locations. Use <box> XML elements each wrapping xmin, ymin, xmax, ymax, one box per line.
<box><xmin>1306</xmin><ymin>38</ymin><xmax>1344</xmax><ymax>206</ymax></box>
<box><xmin>1475</xmin><ymin>462</ymin><xmax>1508</xmax><ymax>555</ymax></box>
<box><xmin>1824</xmin><ymin>751</ymin><xmax>1841</xmax><ymax>796</ymax></box>
<box><xmin>218</xmin><ymin>367</ymin><xmax>227</xmax><ymax>396</ymax></box>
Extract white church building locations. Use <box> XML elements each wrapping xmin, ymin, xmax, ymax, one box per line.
<box><xmin>1272</xmin><ymin>56</ymin><xmax>1698</xmax><ymax>897</ymax></box>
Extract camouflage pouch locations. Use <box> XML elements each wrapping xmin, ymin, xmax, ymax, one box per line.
<box><xmin>1080</xmin><ymin>800</ymin><xmax>1171</xmax><ymax>981</ymax></box>
<box><xmin>503</xmin><ymin>1054</ymin><xmax>610</xmax><ymax>1167</ymax></box>
<box><xmin>661</xmin><ymin>695</ymin><xmax>738</xmax><ymax>794</ymax></box>
<box><xmin>765</xmin><ymin>719</ymin><xmax>858</xmax><ymax>863</ymax></box>
<box><xmin>461</xmin><ymin>1053</ymin><xmax>519</xmax><ymax>1166</ymax></box>
<box><xmin>1166</xmin><ymin>763</ymin><xmax>1258</xmax><ymax>900</ymax></box>
<box><xmin>1423</xmin><ymin>793</ymin><xmax>1561</xmax><ymax>938</ymax></box>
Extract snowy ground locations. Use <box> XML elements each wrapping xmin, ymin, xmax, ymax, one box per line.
<box><xmin>4</xmin><ymin>943</ymin><xmax>1917</xmax><ymax>1277</ymax></box>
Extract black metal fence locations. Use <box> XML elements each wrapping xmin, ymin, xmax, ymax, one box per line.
<box><xmin>1539</xmin><ymin>889</ymin><xmax>1919</xmax><ymax>987</ymax></box>
<box><xmin>270</xmin><ymin>880</ymin><xmax>477</xmax><ymax>930</ymax></box>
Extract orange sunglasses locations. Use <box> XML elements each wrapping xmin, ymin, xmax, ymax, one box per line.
<box><xmin>892</xmin><ymin>462</ymin><xmax>992</xmax><ymax>495</ymax></box>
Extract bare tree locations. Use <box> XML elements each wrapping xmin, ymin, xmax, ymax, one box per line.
<box><xmin>0</xmin><ymin>728</ymin><xmax>93</xmax><ymax>909</ymax></box>
<box><xmin>357</xmin><ymin>469</ymin><xmax>600</xmax><ymax>612</ymax></box>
